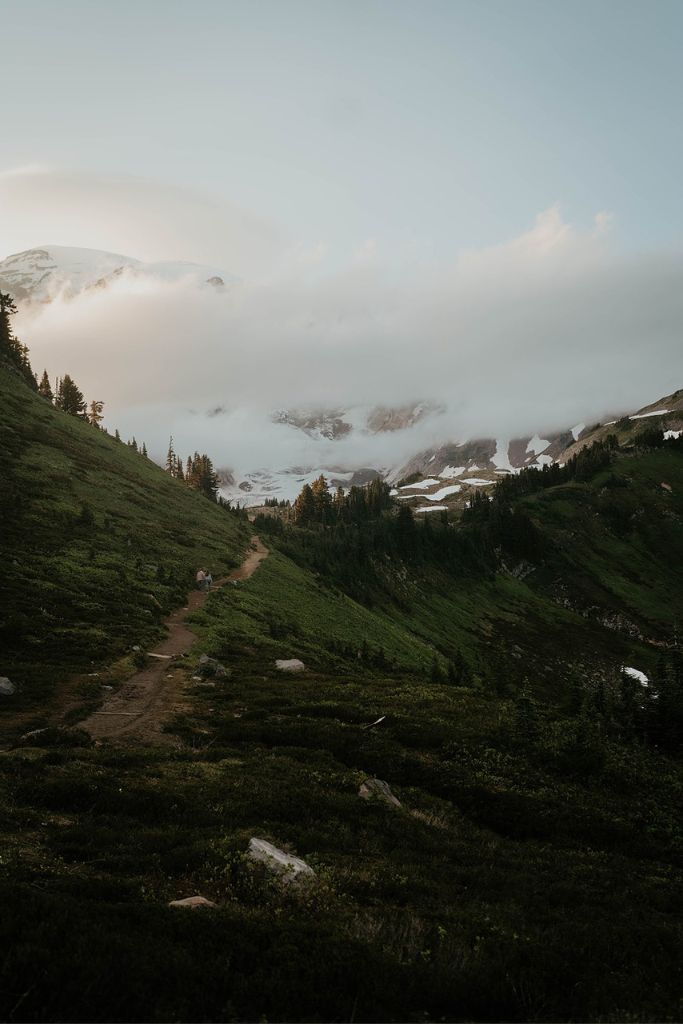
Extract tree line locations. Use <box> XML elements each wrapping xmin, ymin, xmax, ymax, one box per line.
<box><xmin>165</xmin><ymin>437</ymin><xmax>220</xmax><ymax>502</ymax></box>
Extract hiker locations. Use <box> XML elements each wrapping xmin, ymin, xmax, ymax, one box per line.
<box><xmin>196</xmin><ymin>568</ymin><xmax>206</xmax><ymax>591</ymax></box>
<box><xmin>206</xmin><ymin>571</ymin><xmax>213</xmax><ymax>590</ymax></box>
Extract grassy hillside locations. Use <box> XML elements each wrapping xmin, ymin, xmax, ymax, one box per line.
<box><xmin>1</xmin><ymin>365</ymin><xmax>682</xmax><ymax>1022</ymax></box>
<box><xmin>0</xmin><ymin>365</ymin><xmax>250</xmax><ymax>708</ymax></box>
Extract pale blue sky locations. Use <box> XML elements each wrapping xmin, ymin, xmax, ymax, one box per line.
<box><xmin>3</xmin><ymin>0</ymin><xmax>682</xmax><ymax>262</ymax></box>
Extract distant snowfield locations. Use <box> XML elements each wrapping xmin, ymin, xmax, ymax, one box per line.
<box><xmin>399</xmin><ymin>478</ymin><xmax>440</xmax><ymax>490</ymax></box>
<box><xmin>630</xmin><ymin>410</ymin><xmax>670</xmax><ymax>420</ymax></box>
<box><xmin>462</xmin><ymin>477</ymin><xmax>494</xmax><ymax>486</ymax></box>
<box><xmin>415</xmin><ymin>505</ymin><xmax>449</xmax><ymax>513</ymax></box>
<box><xmin>440</xmin><ymin>465</ymin><xmax>466</xmax><ymax>478</ymax></box>
<box><xmin>571</xmin><ymin>422</ymin><xmax>585</xmax><ymax>441</ymax></box>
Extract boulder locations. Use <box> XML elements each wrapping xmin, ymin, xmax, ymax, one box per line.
<box><xmin>168</xmin><ymin>896</ymin><xmax>217</xmax><ymax>909</ymax></box>
<box><xmin>247</xmin><ymin>838</ymin><xmax>315</xmax><ymax>882</ymax></box>
<box><xmin>275</xmin><ymin>659</ymin><xmax>306</xmax><ymax>673</ymax></box>
<box><xmin>0</xmin><ymin>677</ymin><xmax>16</xmax><ymax>696</ymax></box>
<box><xmin>197</xmin><ymin>654</ymin><xmax>229</xmax><ymax>679</ymax></box>
<box><xmin>359</xmin><ymin>777</ymin><xmax>401</xmax><ymax>808</ymax></box>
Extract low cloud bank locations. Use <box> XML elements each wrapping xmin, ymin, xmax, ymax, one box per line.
<box><xmin>13</xmin><ymin>204</ymin><xmax>683</xmax><ymax>476</ymax></box>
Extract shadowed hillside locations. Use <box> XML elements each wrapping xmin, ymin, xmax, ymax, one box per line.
<box><xmin>0</xmin><ymin>364</ymin><xmax>250</xmax><ymax>714</ymax></box>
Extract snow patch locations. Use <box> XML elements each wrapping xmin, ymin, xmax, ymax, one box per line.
<box><xmin>399</xmin><ymin>478</ymin><xmax>440</xmax><ymax>490</ymax></box>
<box><xmin>571</xmin><ymin>422</ymin><xmax>585</xmax><ymax>441</ymax></box>
<box><xmin>462</xmin><ymin>477</ymin><xmax>495</xmax><ymax>486</ymax></box>
<box><xmin>526</xmin><ymin>434</ymin><xmax>550</xmax><ymax>456</ymax></box>
<box><xmin>440</xmin><ymin>465</ymin><xmax>466</xmax><ymax>478</ymax></box>
<box><xmin>424</xmin><ymin>484</ymin><xmax>462</xmax><ymax>501</ymax></box>
<box><xmin>630</xmin><ymin>409</ymin><xmax>670</xmax><ymax>420</ymax></box>
<box><xmin>623</xmin><ymin>666</ymin><xmax>649</xmax><ymax>687</ymax></box>
<box><xmin>415</xmin><ymin>505</ymin><xmax>449</xmax><ymax>513</ymax></box>
<box><xmin>491</xmin><ymin>439</ymin><xmax>514</xmax><ymax>473</ymax></box>
<box><xmin>664</xmin><ymin>430</ymin><xmax>681</xmax><ymax>440</ymax></box>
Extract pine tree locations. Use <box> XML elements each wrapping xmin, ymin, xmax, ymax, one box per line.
<box><xmin>88</xmin><ymin>399</ymin><xmax>104</xmax><ymax>428</ymax></box>
<box><xmin>141</xmin><ymin>442</ymin><xmax>148</xmax><ymax>458</ymax></box>
<box><xmin>55</xmin><ymin>374</ymin><xmax>87</xmax><ymax>417</ymax></box>
<box><xmin>311</xmin><ymin>474</ymin><xmax>332</xmax><ymax>523</ymax></box>
<box><xmin>293</xmin><ymin>483</ymin><xmax>316</xmax><ymax>525</ymax></box>
<box><xmin>0</xmin><ymin>292</ymin><xmax>37</xmax><ymax>390</ymax></box>
<box><xmin>38</xmin><ymin>370</ymin><xmax>53</xmax><ymax>402</ymax></box>
<box><xmin>114</xmin><ymin>428</ymin><xmax>121</xmax><ymax>442</ymax></box>
<box><xmin>166</xmin><ymin>437</ymin><xmax>176</xmax><ymax>475</ymax></box>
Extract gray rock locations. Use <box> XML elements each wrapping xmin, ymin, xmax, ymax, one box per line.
<box><xmin>197</xmin><ymin>654</ymin><xmax>230</xmax><ymax>679</ymax></box>
<box><xmin>247</xmin><ymin>838</ymin><xmax>315</xmax><ymax>882</ymax></box>
<box><xmin>168</xmin><ymin>896</ymin><xmax>217</xmax><ymax>909</ymax></box>
<box><xmin>275</xmin><ymin>659</ymin><xmax>306</xmax><ymax>673</ymax></box>
<box><xmin>359</xmin><ymin>777</ymin><xmax>401</xmax><ymax>807</ymax></box>
<box><xmin>0</xmin><ymin>677</ymin><xmax>16</xmax><ymax>696</ymax></box>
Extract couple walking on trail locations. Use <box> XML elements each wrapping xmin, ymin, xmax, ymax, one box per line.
<box><xmin>196</xmin><ymin>568</ymin><xmax>213</xmax><ymax>592</ymax></box>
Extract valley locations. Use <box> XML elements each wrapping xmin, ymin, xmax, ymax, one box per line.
<box><xmin>1</xmin><ymin>344</ymin><xmax>682</xmax><ymax>1022</ymax></box>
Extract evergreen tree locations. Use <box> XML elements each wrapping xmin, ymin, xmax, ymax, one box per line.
<box><xmin>185</xmin><ymin>452</ymin><xmax>219</xmax><ymax>500</ymax></box>
<box><xmin>114</xmin><ymin>428</ymin><xmax>121</xmax><ymax>442</ymax></box>
<box><xmin>88</xmin><ymin>399</ymin><xmax>104</xmax><ymax>428</ymax></box>
<box><xmin>141</xmin><ymin>442</ymin><xmax>148</xmax><ymax>458</ymax></box>
<box><xmin>0</xmin><ymin>292</ymin><xmax>37</xmax><ymax>390</ymax></box>
<box><xmin>166</xmin><ymin>437</ymin><xmax>177</xmax><ymax>475</ymax></box>
<box><xmin>38</xmin><ymin>370</ymin><xmax>53</xmax><ymax>402</ymax></box>
<box><xmin>311</xmin><ymin>474</ymin><xmax>333</xmax><ymax>523</ymax></box>
<box><xmin>293</xmin><ymin>483</ymin><xmax>316</xmax><ymax>525</ymax></box>
<box><xmin>55</xmin><ymin>374</ymin><xmax>87</xmax><ymax>417</ymax></box>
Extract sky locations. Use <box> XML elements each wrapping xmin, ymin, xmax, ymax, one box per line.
<box><xmin>1</xmin><ymin>0</ymin><xmax>683</xmax><ymax>473</ymax></box>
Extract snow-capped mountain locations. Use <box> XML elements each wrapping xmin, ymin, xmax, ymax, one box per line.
<box><xmin>219</xmin><ymin>389</ymin><xmax>683</xmax><ymax>509</ymax></box>
<box><xmin>0</xmin><ymin>246</ymin><xmax>231</xmax><ymax>303</ymax></box>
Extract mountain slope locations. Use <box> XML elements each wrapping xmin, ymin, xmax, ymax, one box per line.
<box><xmin>0</xmin><ymin>364</ymin><xmax>249</xmax><ymax>710</ymax></box>
<box><xmin>1</xmin><ymin>363</ymin><xmax>682</xmax><ymax>1021</ymax></box>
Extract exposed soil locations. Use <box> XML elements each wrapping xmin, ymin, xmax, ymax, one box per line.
<box><xmin>78</xmin><ymin>536</ymin><xmax>268</xmax><ymax>744</ymax></box>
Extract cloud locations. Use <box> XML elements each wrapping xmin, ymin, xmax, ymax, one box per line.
<box><xmin>0</xmin><ymin>167</ymin><xmax>285</xmax><ymax>279</ymax></box>
<box><xmin>10</xmin><ymin>200</ymin><xmax>683</xmax><ymax>477</ymax></box>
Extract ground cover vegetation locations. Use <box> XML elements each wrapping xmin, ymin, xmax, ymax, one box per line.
<box><xmin>0</xmin><ymin>360</ymin><xmax>249</xmax><ymax>714</ymax></box>
<box><xmin>1</xmin><ymin>314</ymin><xmax>682</xmax><ymax>1021</ymax></box>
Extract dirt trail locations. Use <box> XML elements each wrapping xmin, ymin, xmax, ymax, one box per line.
<box><xmin>78</xmin><ymin>536</ymin><xmax>268</xmax><ymax>744</ymax></box>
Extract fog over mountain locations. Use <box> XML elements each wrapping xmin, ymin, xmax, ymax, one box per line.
<box><xmin>7</xmin><ymin>191</ymin><xmax>683</xmax><ymax>480</ymax></box>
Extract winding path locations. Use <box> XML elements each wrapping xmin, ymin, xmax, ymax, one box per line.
<box><xmin>78</xmin><ymin>536</ymin><xmax>268</xmax><ymax>743</ymax></box>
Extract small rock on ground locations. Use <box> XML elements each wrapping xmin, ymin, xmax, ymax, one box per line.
<box><xmin>168</xmin><ymin>896</ymin><xmax>217</xmax><ymax>909</ymax></box>
<box><xmin>197</xmin><ymin>654</ymin><xmax>229</xmax><ymax>679</ymax></box>
<box><xmin>247</xmin><ymin>838</ymin><xmax>315</xmax><ymax>881</ymax></box>
<box><xmin>359</xmin><ymin>777</ymin><xmax>401</xmax><ymax>807</ymax></box>
<box><xmin>0</xmin><ymin>677</ymin><xmax>16</xmax><ymax>696</ymax></box>
<box><xmin>275</xmin><ymin>659</ymin><xmax>306</xmax><ymax>673</ymax></box>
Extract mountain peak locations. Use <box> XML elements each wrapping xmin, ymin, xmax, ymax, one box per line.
<box><xmin>0</xmin><ymin>245</ymin><xmax>232</xmax><ymax>303</ymax></box>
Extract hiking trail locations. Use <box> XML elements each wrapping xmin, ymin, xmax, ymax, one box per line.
<box><xmin>78</xmin><ymin>535</ymin><xmax>268</xmax><ymax>744</ymax></box>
